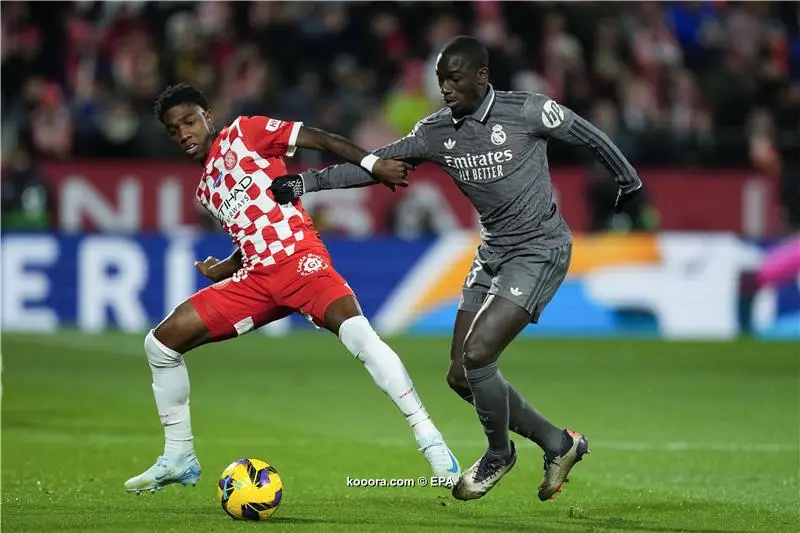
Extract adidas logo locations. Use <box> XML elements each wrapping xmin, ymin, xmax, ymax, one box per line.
<box><xmin>444</xmin><ymin>139</ymin><xmax>456</xmax><ymax>150</ymax></box>
<box><xmin>510</xmin><ymin>287</ymin><xmax>522</xmax><ymax>296</ymax></box>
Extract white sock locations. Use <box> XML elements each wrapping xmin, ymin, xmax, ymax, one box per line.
<box><xmin>144</xmin><ymin>330</ymin><xmax>194</xmax><ymax>456</ymax></box>
<box><xmin>338</xmin><ymin>316</ymin><xmax>437</xmax><ymax>440</ymax></box>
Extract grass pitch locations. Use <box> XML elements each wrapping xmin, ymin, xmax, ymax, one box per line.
<box><xmin>2</xmin><ymin>332</ymin><xmax>798</xmax><ymax>532</ymax></box>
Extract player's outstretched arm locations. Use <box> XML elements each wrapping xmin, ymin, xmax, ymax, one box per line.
<box><xmin>270</xmin><ymin>124</ymin><xmax>431</xmax><ymax>205</ymax></box>
<box><xmin>523</xmin><ymin>94</ymin><xmax>643</xmax><ymax>213</ymax></box>
<box><xmin>294</xmin><ymin>126</ymin><xmax>412</xmax><ymax>190</ymax></box>
<box><xmin>194</xmin><ymin>249</ymin><xmax>243</xmax><ymax>283</ymax></box>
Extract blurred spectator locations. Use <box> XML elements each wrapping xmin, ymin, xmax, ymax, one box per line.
<box><xmin>781</xmin><ymin>148</ymin><xmax>800</xmax><ymax>232</ymax></box>
<box><xmin>585</xmin><ymin>100</ymin><xmax>658</xmax><ymax>234</ymax></box>
<box><xmin>540</xmin><ymin>11</ymin><xmax>586</xmax><ymax>105</ymax></box>
<box><xmin>351</xmin><ymin>102</ymin><xmax>402</xmax><ymax>151</ymax></box>
<box><xmin>93</xmin><ymin>97</ymin><xmax>141</xmax><ymax>156</ymax></box>
<box><xmin>590</xmin><ymin>17</ymin><xmax>631</xmax><ymax>101</ymax></box>
<box><xmin>664</xmin><ymin>1</ymin><xmax>722</xmax><ymax>72</ymax></box>
<box><xmin>619</xmin><ymin>75</ymin><xmax>660</xmax><ymax>134</ymax></box>
<box><xmin>280</xmin><ymin>69</ymin><xmax>321</xmax><ymax>126</ymax></box>
<box><xmin>27</xmin><ymin>80</ymin><xmax>74</xmax><ymax>159</ymax></box>
<box><xmin>1</xmin><ymin>147</ymin><xmax>52</xmax><ymax>229</ymax></box>
<box><xmin>747</xmin><ymin>108</ymin><xmax>782</xmax><ymax>181</ymax></box>
<box><xmin>383</xmin><ymin>59</ymin><xmax>434</xmax><ymax>137</ymax></box>
<box><xmin>388</xmin><ymin>184</ymin><xmax>460</xmax><ymax>240</ymax></box>
<box><xmin>630</xmin><ymin>3</ymin><xmax>683</xmax><ymax>93</ymax></box>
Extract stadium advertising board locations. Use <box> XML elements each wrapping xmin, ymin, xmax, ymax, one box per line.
<box><xmin>38</xmin><ymin>161</ymin><xmax>781</xmax><ymax>236</ymax></box>
<box><xmin>2</xmin><ymin>232</ymin><xmax>797</xmax><ymax>340</ymax></box>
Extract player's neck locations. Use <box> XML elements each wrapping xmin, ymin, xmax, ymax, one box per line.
<box><xmin>199</xmin><ymin>132</ymin><xmax>220</xmax><ymax>165</ymax></box>
<box><xmin>464</xmin><ymin>86</ymin><xmax>489</xmax><ymax>116</ymax></box>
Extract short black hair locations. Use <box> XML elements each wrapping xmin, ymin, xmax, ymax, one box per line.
<box><xmin>440</xmin><ymin>35</ymin><xmax>489</xmax><ymax>69</ymax></box>
<box><xmin>153</xmin><ymin>83</ymin><xmax>209</xmax><ymax>122</ymax></box>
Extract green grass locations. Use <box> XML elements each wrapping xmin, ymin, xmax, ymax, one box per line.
<box><xmin>2</xmin><ymin>332</ymin><xmax>798</xmax><ymax>532</ymax></box>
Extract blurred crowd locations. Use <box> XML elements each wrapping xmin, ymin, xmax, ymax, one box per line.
<box><xmin>2</xmin><ymin>1</ymin><xmax>800</xmax><ymax>233</ymax></box>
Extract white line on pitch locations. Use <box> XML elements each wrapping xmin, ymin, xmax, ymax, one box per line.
<box><xmin>369</xmin><ymin>438</ymin><xmax>799</xmax><ymax>453</ymax></box>
<box><xmin>9</xmin><ymin>431</ymin><xmax>798</xmax><ymax>453</ymax></box>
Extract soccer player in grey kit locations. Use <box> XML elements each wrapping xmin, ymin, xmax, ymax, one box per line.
<box><xmin>270</xmin><ymin>36</ymin><xmax>643</xmax><ymax>501</ymax></box>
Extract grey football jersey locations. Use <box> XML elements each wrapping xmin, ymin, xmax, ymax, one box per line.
<box><xmin>301</xmin><ymin>86</ymin><xmax>641</xmax><ymax>257</ymax></box>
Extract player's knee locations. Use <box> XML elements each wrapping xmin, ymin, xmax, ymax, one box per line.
<box><xmin>145</xmin><ymin>329</ymin><xmax>183</xmax><ymax>368</ymax></box>
<box><xmin>462</xmin><ymin>330</ymin><xmax>493</xmax><ymax>370</ymax></box>
<box><xmin>338</xmin><ymin>315</ymin><xmax>380</xmax><ymax>360</ymax></box>
<box><xmin>446</xmin><ymin>366</ymin><xmax>468</xmax><ymax>393</ymax></box>
<box><xmin>153</xmin><ymin>300</ymin><xmax>210</xmax><ymax>354</ymax></box>
<box><xmin>324</xmin><ymin>295</ymin><xmax>363</xmax><ymax>335</ymax></box>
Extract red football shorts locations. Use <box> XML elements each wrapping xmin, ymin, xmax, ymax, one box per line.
<box><xmin>188</xmin><ymin>248</ymin><xmax>353</xmax><ymax>340</ymax></box>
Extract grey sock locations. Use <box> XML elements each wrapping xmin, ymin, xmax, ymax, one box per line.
<box><xmin>454</xmin><ymin>379</ymin><xmax>562</xmax><ymax>455</ymax></box>
<box><xmin>466</xmin><ymin>362</ymin><xmax>512</xmax><ymax>459</ymax></box>
<box><xmin>507</xmin><ymin>385</ymin><xmax>563</xmax><ymax>455</ymax></box>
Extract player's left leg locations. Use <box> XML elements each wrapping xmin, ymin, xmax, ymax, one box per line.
<box><xmin>449</xmin><ymin>251</ymin><xmax>569</xmax><ymax>452</ymax></box>
<box><xmin>452</xmin><ymin>243</ymin><xmax>589</xmax><ymax>501</ymax></box>
<box><xmin>125</xmin><ymin>269</ymin><xmax>287</xmax><ymax>494</ymax></box>
<box><xmin>281</xmin><ymin>249</ymin><xmax>460</xmax><ymax>484</ymax></box>
<box><xmin>123</xmin><ymin>301</ymin><xmax>210</xmax><ymax>494</ymax></box>
<box><xmin>450</xmin><ymin>295</ymin><xmax>527</xmax><ymax>500</ymax></box>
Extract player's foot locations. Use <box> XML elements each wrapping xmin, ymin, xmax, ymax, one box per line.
<box><xmin>417</xmin><ymin>432</ymin><xmax>460</xmax><ymax>487</ymax></box>
<box><xmin>451</xmin><ymin>441</ymin><xmax>516</xmax><ymax>501</ymax></box>
<box><xmin>537</xmin><ymin>429</ymin><xmax>589</xmax><ymax>501</ymax></box>
<box><xmin>124</xmin><ymin>452</ymin><xmax>201</xmax><ymax>494</ymax></box>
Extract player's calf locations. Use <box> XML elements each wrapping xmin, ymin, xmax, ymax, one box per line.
<box><xmin>447</xmin><ymin>377</ymin><xmax>475</xmax><ymax>405</ymax></box>
<box><xmin>129</xmin><ymin>303</ymin><xmax>211</xmax><ymax>494</ymax></box>
<box><xmin>337</xmin><ymin>313</ymin><xmax>461</xmax><ymax>484</ymax></box>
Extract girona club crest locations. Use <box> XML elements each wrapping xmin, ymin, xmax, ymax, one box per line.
<box><xmin>297</xmin><ymin>253</ymin><xmax>328</xmax><ymax>276</ymax></box>
<box><xmin>223</xmin><ymin>150</ymin><xmax>238</xmax><ymax>170</ymax></box>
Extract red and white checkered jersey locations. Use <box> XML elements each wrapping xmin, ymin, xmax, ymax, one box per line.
<box><xmin>196</xmin><ymin>115</ymin><xmax>322</xmax><ymax>268</ymax></box>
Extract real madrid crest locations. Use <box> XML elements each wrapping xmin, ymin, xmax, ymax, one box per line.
<box><xmin>490</xmin><ymin>124</ymin><xmax>506</xmax><ymax>146</ymax></box>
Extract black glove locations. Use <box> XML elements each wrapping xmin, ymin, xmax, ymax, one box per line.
<box><xmin>269</xmin><ymin>174</ymin><xmax>304</xmax><ymax>204</ymax></box>
<box><xmin>614</xmin><ymin>183</ymin><xmax>643</xmax><ymax>213</ymax></box>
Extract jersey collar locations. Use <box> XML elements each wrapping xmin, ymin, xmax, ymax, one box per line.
<box><xmin>451</xmin><ymin>84</ymin><xmax>496</xmax><ymax>125</ymax></box>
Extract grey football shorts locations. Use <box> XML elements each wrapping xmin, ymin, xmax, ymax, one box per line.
<box><xmin>458</xmin><ymin>243</ymin><xmax>572</xmax><ymax>323</ymax></box>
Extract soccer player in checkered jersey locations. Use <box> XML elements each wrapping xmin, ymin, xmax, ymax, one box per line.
<box><xmin>123</xmin><ymin>84</ymin><xmax>460</xmax><ymax>494</ymax></box>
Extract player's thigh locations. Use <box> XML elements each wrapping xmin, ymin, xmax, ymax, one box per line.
<box><xmin>450</xmin><ymin>309</ymin><xmax>477</xmax><ymax>362</ymax></box>
<box><xmin>323</xmin><ymin>294</ymin><xmax>364</xmax><ymax>335</ymax></box>
<box><xmin>449</xmin><ymin>250</ymin><xmax>492</xmax><ymax>378</ymax></box>
<box><xmin>154</xmin><ymin>300</ymin><xmax>214</xmax><ymax>354</ymax></box>
<box><xmin>188</xmin><ymin>269</ymin><xmax>290</xmax><ymax>344</ymax></box>
<box><xmin>463</xmin><ymin>294</ymin><xmax>534</xmax><ymax>367</ymax></box>
<box><xmin>446</xmin><ymin>309</ymin><xmax>478</xmax><ymax>388</ymax></box>
<box><xmin>458</xmin><ymin>247</ymin><xmax>493</xmax><ymax>326</ymax></box>
<box><xmin>490</xmin><ymin>243</ymin><xmax>572</xmax><ymax>324</ymax></box>
<box><xmin>273</xmin><ymin>249</ymin><xmax>355</xmax><ymax>333</ymax></box>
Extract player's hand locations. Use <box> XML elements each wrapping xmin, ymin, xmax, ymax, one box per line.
<box><xmin>269</xmin><ymin>174</ymin><xmax>304</xmax><ymax>204</ymax></box>
<box><xmin>371</xmin><ymin>158</ymin><xmax>412</xmax><ymax>191</ymax></box>
<box><xmin>614</xmin><ymin>183</ymin><xmax>643</xmax><ymax>213</ymax></box>
<box><xmin>194</xmin><ymin>256</ymin><xmax>225</xmax><ymax>282</ymax></box>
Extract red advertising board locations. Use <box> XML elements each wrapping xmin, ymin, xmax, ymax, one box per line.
<box><xmin>35</xmin><ymin>160</ymin><xmax>781</xmax><ymax>236</ymax></box>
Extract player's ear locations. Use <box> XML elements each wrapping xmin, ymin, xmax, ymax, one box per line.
<box><xmin>477</xmin><ymin>66</ymin><xmax>489</xmax><ymax>85</ymax></box>
<box><xmin>204</xmin><ymin>109</ymin><xmax>215</xmax><ymax>130</ymax></box>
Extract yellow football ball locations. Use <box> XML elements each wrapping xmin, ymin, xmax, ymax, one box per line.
<box><xmin>217</xmin><ymin>458</ymin><xmax>283</xmax><ymax>520</ymax></box>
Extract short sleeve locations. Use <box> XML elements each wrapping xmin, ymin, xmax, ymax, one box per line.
<box><xmin>238</xmin><ymin>116</ymin><xmax>303</xmax><ymax>158</ymax></box>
